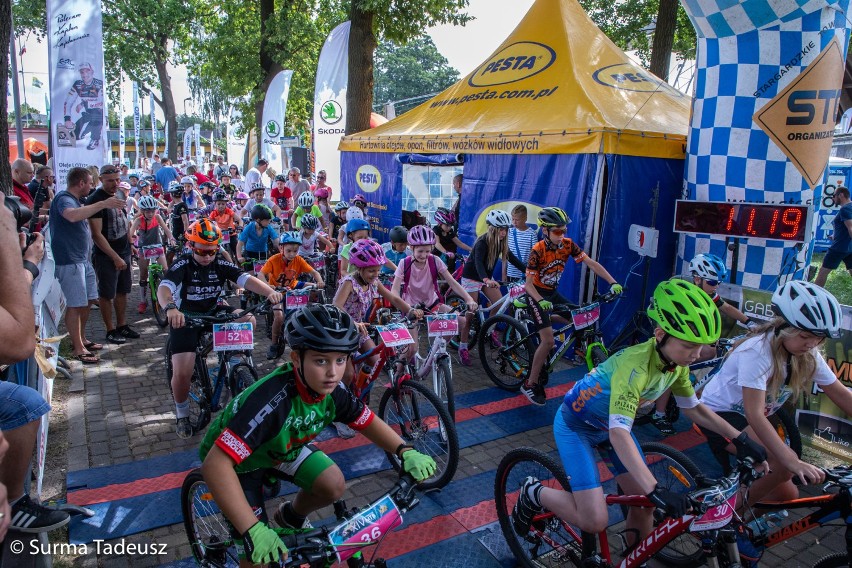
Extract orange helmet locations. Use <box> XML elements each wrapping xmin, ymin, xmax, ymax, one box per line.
<box><xmin>185</xmin><ymin>218</ymin><xmax>221</xmax><ymax>245</ymax></box>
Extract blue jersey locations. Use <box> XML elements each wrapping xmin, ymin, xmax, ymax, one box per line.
<box><xmin>239</xmin><ymin>222</ymin><xmax>279</xmax><ymax>253</ymax></box>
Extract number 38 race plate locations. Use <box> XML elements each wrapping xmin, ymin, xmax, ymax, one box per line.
<box><xmin>427</xmin><ymin>313</ymin><xmax>459</xmax><ymax>337</ymax></box>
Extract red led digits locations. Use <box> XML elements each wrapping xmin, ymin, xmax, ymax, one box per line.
<box><xmin>725</xmin><ymin>205</ymin><xmax>736</xmax><ymax>232</ymax></box>
<box><xmin>780</xmin><ymin>208</ymin><xmax>802</xmax><ymax>238</ymax></box>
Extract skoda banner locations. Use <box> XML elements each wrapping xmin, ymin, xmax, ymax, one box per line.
<box><xmin>47</xmin><ymin>0</ymin><xmax>109</xmax><ymax>191</ymax></box>
<box><xmin>183</xmin><ymin>127</ymin><xmax>192</xmax><ymax>160</ymax></box>
<box><xmin>314</xmin><ymin>21</ymin><xmax>350</xmax><ymax>193</ymax></box>
<box><xmin>227</xmin><ymin>102</ymin><xmax>248</xmax><ymax>172</ymax></box>
<box><xmin>195</xmin><ymin>123</ymin><xmax>203</xmax><ymax>166</ymax></box>
<box><xmin>261</xmin><ymin>70</ymin><xmax>294</xmax><ymax>172</ymax></box>
<box><xmin>133</xmin><ymin>81</ymin><xmax>141</xmax><ymax>165</ymax></box>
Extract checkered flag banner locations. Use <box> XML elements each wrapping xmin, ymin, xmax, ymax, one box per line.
<box><xmin>678</xmin><ymin>0</ymin><xmax>852</xmax><ymax>291</ymax></box>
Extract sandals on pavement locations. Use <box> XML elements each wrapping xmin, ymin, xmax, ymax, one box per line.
<box><xmin>83</xmin><ymin>341</ymin><xmax>104</xmax><ymax>351</ymax></box>
<box><xmin>70</xmin><ymin>352</ymin><xmax>100</xmax><ymax>364</ymax></box>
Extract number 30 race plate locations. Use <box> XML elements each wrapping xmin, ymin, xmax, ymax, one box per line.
<box><xmin>212</xmin><ymin>322</ymin><xmax>254</xmax><ymax>351</ymax></box>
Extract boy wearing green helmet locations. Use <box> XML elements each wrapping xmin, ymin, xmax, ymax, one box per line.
<box><xmin>512</xmin><ymin>279</ymin><xmax>768</xmax><ymax>556</ymax></box>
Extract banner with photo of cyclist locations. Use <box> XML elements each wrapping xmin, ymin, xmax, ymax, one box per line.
<box><xmin>183</xmin><ymin>127</ymin><xmax>193</xmax><ymax>161</ymax></box>
<box><xmin>47</xmin><ymin>0</ymin><xmax>109</xmax><ymax>191</ymax></box>
<box><xmin>227</xmin><ymin>102</ymin><xmax>248</xmax><ymax>172</ymax></box>
<box><xmin>262</xmin><ymin>70</ymin><xmax>294</xmax><ymax>173</ymax></box>
<box><xmin>118</xmin><ymin>82</ymin><xmax>126</xmax><ymax>165</ymax></box>
<box><xmin>133</xmin><ymin>81</ymin><xmax>141</xmax><ymax>165</ymax></box>
<box><xmin>314</xmin><ymin>21</ymin><xmax>350</xmax><ymax>194</ymax></box>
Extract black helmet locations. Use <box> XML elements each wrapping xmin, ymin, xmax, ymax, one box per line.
<box><xmin>285</xmin><ymin>305</ymin><xmax>360</xmax><ymax>353</ymax></box>
<box><xmin>538</xmin><ymin>207</ymin><xmax>571</xmax><ymax>227</ymax></box>
<box><xmin>212</xmin><ymin>190</ymin><xmax>228</xmax><ymax>202</ymax></box>
<box><xmin>251</xmin><ymin>204</ymin><xmax>273</xmax><ymax>221</ymax></box>
<box><xmin>275</xmin><ymin>174</ymin><xmax>287</xmax><ymax>183</ymax></box>
<box><xmin>389</xmin><ymin>225</ymin><xmax>408</xmax><ymax>243</ymax></box>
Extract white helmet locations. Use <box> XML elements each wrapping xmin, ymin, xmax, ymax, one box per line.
<box><xmin>346</xmin><ymin>207</ymin><xmax>364</xmax><ymax>221</ymax></box>
<box><xmin>772</xmin><ymin>280</ymin><xmax>842</xmax><ymax>338</ymax></box>
<box><xmin>180</xmin><ymin>176</ymin><xmax>195</xmax><ymax>186</ymax></box>
<box><xmin>298</xmin><ymin>192</ymin><xmax>314</xmax><ymax>208</ymax></box>
<box><xmin>138</xmin><ymin>196</ymin><xmax>159</xmax><ymax>210</ymax></box>
<box><xmin>689</xmin><ymin>253</ymin><xmax>729</xmax><ymax>281</ymax></box>
<box><xmin>485</xmin><ymin>209</ymin><xmax>511</xmax><ymax>228</ymax></box>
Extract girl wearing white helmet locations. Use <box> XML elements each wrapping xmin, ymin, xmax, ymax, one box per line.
<box><xmin>699</xmin><ymin>281</ymin><xmax>852</xmax><ymax>516</ymax></box>
<box><xmin>456</xmin><ymin>209</ymin><xmax>527</xmax><ymax>366</ymax></box>
<box><xmin>128</xmin><ymin>195</ymin><xmax>175</xmax><ymax>314</ymax></box>
<box><xmin>292</xmin><ymin>191</ymin><xmax>327</xmax><ymax>233</ymax></box>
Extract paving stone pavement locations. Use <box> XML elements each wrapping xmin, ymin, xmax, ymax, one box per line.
<box><xmin>53</xmin><ymin>277</ymin><xmax>846</xmax><ymax>567</ymax></box>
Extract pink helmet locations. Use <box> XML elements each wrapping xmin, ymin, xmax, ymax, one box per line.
<box><xmin>314</xmin><ymin>187</ymin><xmax>330</xmax><ymax>199</ymax></box>
<box><xmin>352</xmin><ymin>194</ymin><xmax>367</xmax><ymax>206</ymax></box>
<box><xmin>434</xmin><ymin>207</ymin><xmax>455</xmax><ymax>226</ymax></box>
<box><xmin>235</xmin><ymin>191</ymin><xmax>249</xmax><ymax>200</ymax></box>
<box><xmin>407</xmin><ymin>225</ymin><xmax>436</xmax><ymax>246</ymax></box>
<box><xmin>349</xmin><ymin>239</ymin><xmax>386</xmax><ymax>268</ymax></box>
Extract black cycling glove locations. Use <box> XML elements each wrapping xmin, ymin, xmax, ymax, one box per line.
<box><xmin>647</xmin><ymin>486</ymin><xmax>691</xmax><ymax>518</ymax></box>
<box><xmin>732</xmin><ymin>432</ymin><xmax>767</xmax><ymax>464</ymax></box>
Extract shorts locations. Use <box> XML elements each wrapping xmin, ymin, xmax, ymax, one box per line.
<box><xmin>460</xmin><ymin>277</ymin><xmax>484</xmax><ymax>295</ymax></box>
<box><xmin>0</xmin><ymin>381</ymin><xmax>50</xmax><ymax>430</ymax></box>
<box><xmin>231</xmin><ymin>445</ymin><xmax>334</xmax><ymax>558</ymax></box>
<box><xmin>698</xmin><ymin>411</ymin><xmax>747</xmax><ymax>475</ymax></box>
<box><xmin>822</xmin><ymin>248</ymin><xmax>852</xmax><ymax>270</ymax></box>
<box><xmin>554</xmin><ymin>405</ymin><xmax>644</xmax><ymax>491</ymax></box>
<box><xmin>93</xmin><ymin>251</ymin><xmax>133</xmax><ymax>300</ymax></box>
<box><xmin>168</xmin><ymin>306</ymin><xmax>236</xmax><ymax>354</ymax></box>
<box><xmin>55</xmin><ymin>263</ymin><xmax>99</xmax><ymax>308</ymax></box>
<box><xmin>528</xmin><ymin>288</ymin><xmax>570</xmax><ymax>332</ymax></box>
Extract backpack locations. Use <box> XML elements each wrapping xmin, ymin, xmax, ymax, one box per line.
<box><xmin>400</xmin><ymin>255</ymin><xmax>442</xmax><ymax>303</ymax></box>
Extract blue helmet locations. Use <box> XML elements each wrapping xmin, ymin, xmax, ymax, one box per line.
<box><xmin>689</xmin><ymin>253</ymin><xmax>729</xmax><ymax>281</ymax></box>
<box><xmin>279</xmin><ymin>231</ymin><xmax>301</xmax><ymax>245</ymax></box>
<box><xmin>346</xmin><ymin>219</ymin><xmax>370</xmax><ymax>234</ymax></box>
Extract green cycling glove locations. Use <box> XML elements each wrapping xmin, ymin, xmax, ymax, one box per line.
<box><xmin>611</xmin><ymin>283</ymin><xmax>623</xmax><ymax>295</ymax></box>
<box><xmin>243</xmin><ymin>521</ymin><xmax>288</xmax><ymax>565</ymax></box>
<box><xmin>538</xmin><ymin>299</ymin><xmax>553</xmax><ymax>311</ymax></box>
<box><xmin>401</xmin><ymin>449</ymin><xmax>437</xmax><ymax>481</ymax></box>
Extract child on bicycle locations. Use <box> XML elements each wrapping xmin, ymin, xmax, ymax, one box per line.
<box><xmin>699</xmin><ymin>281</ymin><xmax>852</xmax><ymax>504</ymax></box>
<box><xmin>293</xmin><ymin>192</ymin><xmax>325</xmax><ymax>231</ymax></box>
<box><xmin>512</xmin><ymin>280</ymin><xmax>767</xmax><ymax>555</ymax></box>
<box><xmin>330</xmin><ymin>201</ymin><xmax>348</xmax><ymax>243</ymax></box>
<box><xmin>297</xmin><ymin>214</ymin><xmax>335</xmax><ymax>257</ymax></box>
<box><xmin>209</xmin><ymin>190</ymin><xmax>243</xmax><ymax>259</ymax></box>
<box><xmin>457</xmin><ymin>210</ymin><xmax>526</xmax><ymax>365</ymax></box>
<box><xmin>391</xmin><ymin>225</ymin><xmax>478</xmax><ymax>365</ymax></box>
<box><xmin>339</xmin><ymin>218</ymin><xmax>396</xmax><ymax>275</ymax></box>
<box><xmin>128</xmin><ymin>195</ymin><xmax>175</xmax><ymax>315</ymax></box>
<box><xmin>259</xmin><ymin>232</ymin><xmax>325</xmax><ymax>360</ymax></box>
<box><xmin>351</xmin><ymin>193</ymin><xmax>368</xmax><ymax>217</ymax></box>
<box><xmin>381</xmin><ymin>226</ymin><xmax>410</xmax><ymax>277</ymax></box>
<box><xmin>433</xmin><ymin>207</ymin><xmax>471</xmax><ymax>272</ymax></box>
<box><xmin>234</xmin><ymin>191</ymin><xmax>249</xmax><ymax>213</ymax></box>
<box><xmin>236</xmin><ymin>204</ymin><xmax>279</xmax><ymax>268</ymax></box>
<box><xmin>198</xmin><ymin>304</ymin><xmax>436</xmax><ymax>567</ymax></box>
<box><xmin>649</xmin><ymin>252</ymin><xmax>756</xmax><ymax>434</ymax></box>
<box><xmin>521</xmin><ymin>207</ymin><xmax>622</xmax><ymax>406</ymax></box>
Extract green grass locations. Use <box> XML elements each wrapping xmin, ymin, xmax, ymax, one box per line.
<box><xmin>810</xmin><ymin>252</ymin><xmax>852</xmax><ymax>305</ymax></box>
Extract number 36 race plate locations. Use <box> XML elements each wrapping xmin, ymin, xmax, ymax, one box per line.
<box><xmin>212</xmin><ymin>322</ymin><xmax>254</xmax><ymax>351</ymax></box>
<box><xmin>328</xmin><ymin>493</ymin><xmax>402</xmax><ymax>562</ymax></box>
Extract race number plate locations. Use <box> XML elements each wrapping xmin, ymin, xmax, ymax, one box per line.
<box><xmin>305</xmin><ymin>254</ymin><xmax>326</xmax><ymax>270</ymax></box>
<box><xmin>253</xmin><ymin>262</ymin><xmax>265</xmax><ymax>274</ymax></box>
<box><xmin>376</xmin><ymin>323</ymin><xmax>415</xmax><ymax>347</ymax></box>
<box><xmin>570</xmin><ymin>303</ymin><xmax>600</xmax><ymax>330</ymax></box>
<box><xmin>328</xmin><ymin>493</ymin><xmax>402</xmax><ymax>562</ymax></box>
<box><xmin>142</xmin><ymin>245</ymin><xmax>164</xmax><ymax>259</ymax></box>
<box><xmin>509</xmin><ymin>284</ymin><xmax>526</xmax><ymax>298</ymax></box>
<box><xmin>427</xmin><ymin>313</ymin><xmax>459</xmax><ymax>337</ymax></box>
<box><xmin>286</xmin><ymin>289</ymin><xmax>311</xmax><ymax>309</ymax></box>
<box><xmin>690</xmin><ymin>484</ymin><xmax>739</xmax><ymax>531</ymax></box>
<box><xmin>212</xmin><ymin>322</ymin><xmax>254</xmax><ymax>351</ymax></box>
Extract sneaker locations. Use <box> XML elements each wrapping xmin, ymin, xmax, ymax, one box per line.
<box><xmin>458</xmin><ymin>347</ymin><xmax>472</xmax><ymax>366</ymax></box>
<box><xmin>333</xmin><ymin>422</ymin><xmax>357</xmax><ymax>439</ymax></box>
<box><xmin>512</xmin><ymin>476</ymin><xmax>543</xmax><ymax>535</ymax></box>
<box><xmin>117</xmin><ymin>325</ymin><xmax>140</xmax><ymax>339</ymax></box>
<box><xmin>489</xmin><ymin>330</ymin><xmax>503</xmax><ymax>348</ymax></box>
<box><xmin>274</xmin><ymin>501</ymin><xmax>313</xmax><ymax>530</ymax></box>
<box><xmin>10</xmin><ymin>495</ymin><xmax>71</xmax><ymax>533</ymax></box>
<box><xmin>736</xmin><ymin>525</ymin><xmax>763</xmax><ymax>567</ymax></box>
<box><xmin>137</xmin><ymin>301</ymin><xmax>148</xmax><ymax>314</ymax></box>
<box><xmin>86</xmin><ymin>139</ymin><xmax>100</xmax><ymax>150</ymax></box>
<box><xmin>176</xmin><ymin>417</ymin><xmax>193</xmax><ymax>439</ymax></box>
<box><xmin>650</xmin><ymin>413</ymin><xmax>675</xmax><ymax>436</ymax></box>
<box><xmin>266</xmin><ymin>344</ymin><xmax>280</xmax><ymax>360</ymax></box>
<box><xmin>105</xmin><ymin>330</ymin><xmax>126</xmax><ymax>344</ymax></box>
<box><xmin>521</xmin><ymin>382</ymin><xmax>546</xmax><ymax>406</ymax></box>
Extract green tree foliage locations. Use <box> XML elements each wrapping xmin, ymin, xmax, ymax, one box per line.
<box><xmin>578</xmin><ymin>0</ymin><xmax>695</xmax><ymax>78</ymax></box>
<box><xmin>373</xmin><ymin>36</ymin><xmax>459</xmax><ymax>115</ymax></box>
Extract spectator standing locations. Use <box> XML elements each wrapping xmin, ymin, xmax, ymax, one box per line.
<box><xmin>228</xmin><ymin>164</ymin><xmax>244</xmax><ymax>190</ymax></box>
<box><xmin>286</xmin><ymin>166</ymin><xmax>312</xmax><ymax>205</ymax></box>
<box><xmin>28</xmin><ymin>165</ymin><xmax>55</xmax><ymax>201</ymax></box>
<box><xmin>507</xmin><ymin>204</ymin><xmax>538</xmax><ymax>281</ymax></box>
<box><xmin>244</xmin><ymin>158</ymin><xmax>268</xmax><ymax>195</ymax></box>
<box><xmin>11</xmin><ymin>159</ymin><xmax>35</xmax><ymax>209</ymax></box>
<box><xmin>451</xmin><ymin>173</ymin><xmax>463</xmax><ymax>230</ymax></box>
<box><xmin>50</xmin><ymin>167</ymin><xmax>125</xmax><ymax>362</ymax></box>
<box><xmin>213</xmin><ymin>155</ymin><xmax>228</xmax><ymax>179</ymax></box>
<box><xmin>154</xmin><ymin>158</ymin><xmax>180</xmax><ymax>189</ymax></box>
<box><xmin>187</xmin><ymin>164</ymin><xmax>211</xmax><ymax>187</ymax></box>
<box><xmin>119</xmin><ymin>164</ymin><xmax>130</xmax><ymax>182</ymax></box>
<box><xmin>311</xmin><ymin>169</ymin><xmax>333</xmax><ymax>200</ymax></box>
<box><xmin>150</xmin><ymin>153</ymin><xmax>163</xmax><ymax>174</ymax></box>
<box><xmin>88</xmin><ymin>164</ymin><xmax>140</xmax><ymax>344</ymax></box>
<box><xmin>815</xmin><ymin>186</ymin><xmax>852</xmax><ymax>286</ymax></box>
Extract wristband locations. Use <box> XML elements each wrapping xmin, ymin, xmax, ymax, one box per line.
<box><xmin>22</xmin><ymin>260</ymin><xmax>40</xmax><ymax>280</ymax></box>
<box><xmin>165</xmin><ymin>302</ymin><xmax>178</xmax><ymax>311</ymax></box>
<box><xmin>395</xmin><ymin>443</ymin><xmax>413</xmax><ymax>459</ymax></box>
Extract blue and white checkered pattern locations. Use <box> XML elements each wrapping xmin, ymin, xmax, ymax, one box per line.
<box><xmin>679</xmin><ymin>1</ymin><xmax>851</xmax><ymax>291</ymax></box>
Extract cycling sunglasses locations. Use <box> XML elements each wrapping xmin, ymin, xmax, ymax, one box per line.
<box><xmin>704</xmin><ymin>279</ymin><xmax>719</xmax><ymax>287</ymax></box>
<box><xmin>549</xmin><ymin>228</ymin><xmax>566</xmax><ymax>236</ymax></box>
<box><xmin>192</xmin><ymin>247</ymin><xmax>218</xmax><ymax>257</ymax></box>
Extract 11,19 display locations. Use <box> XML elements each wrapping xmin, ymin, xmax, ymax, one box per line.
<box><xmin>673</xmin><ymin>200</ymin><xmax>810</xmax><ymax>243</ymax></box>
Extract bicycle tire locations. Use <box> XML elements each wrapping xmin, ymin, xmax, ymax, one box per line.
<box><xmin>494</xmin><ymin>447</ymin><xmax>584</xmax><ymax>567</ymax></box>
<box><xmin>181</xmin><ymin>469</ymin><xmax>235</xmax><ymax>567</ymax></box>
<box><xmin>150</xmin><ymin>270</ymin><xmax>168</xmax><ymax>328</ymax></box>
<box><xmin>230</xmin><ymin>364</ymin><xmax>257</xmax><ymax>397</ymax></box>
<box><xmin>622</xmin><ymin>442</ymin><xmax>704</xmax><ymax>566</ymax></box>
<box><xmin>478</xmin><ymin>314</ymin><xmax>535</xmax><ymax>391</ymax></box>
<box><xmin>770</xmin><ymin>407</ymin><xmax>802</xmax><ymax>458</ymax></box>
<box><xmin>435</xmin><ymin>356</ymin><xmax>456</xmax><ymax>421</ymax></box>
<box><xmin>446</xmin><ymin>294</ymin><xmax>480</xmax><ymax>350</ymax></box>
<box><xmin>814</xmin><ymin>552</ymin><xmax>852</xmax><ymax>568</ymax></box>
<box><xmin>378</xmin><ymin>379</ymin><xmax>459</xmax><ymax>490</ymax></box>
<box><xmin>166</xmin><ymin>340</ymin><xmax>212</xmax><ymax>434</ymax></box>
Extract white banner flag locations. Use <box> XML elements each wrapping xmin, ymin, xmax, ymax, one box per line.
<box><xmin>150</xmin><ymin>91</ymin><xmax>157</xmax><ymax>158</ymax></box>
<box><xmin>118</xmin><ymin>82</ymin><xmax>125</xmax><ymax>164</ymax></box>
<box><xmin>132</xmin><ymin>81</ymin><xmax>141</xmax><ymax>167</ymax></box>
<box><xmin>183</xmin><ymin>127</ymin><xmax>192</xmax><ymax>161</ymax></box>
<box><xmin>195</xmin><ymin>123</ymin><xmax>202</xmax><ymax>166</ymax></box>
<box><xmin>313</xmin><ymin>21</ymin><xmax>350</xmax><ymax>193</ymax></box>
<box><xmin>262</xmin><ymin>70</ymin><xmax>294</xmax><ymax>173</ymax></box>
<box><xmin>48</xmin><ymin>0</ymin><xmax>109</xmax><ymax>191</ymax></box>
<box><xmin>227</xmin><ymin>102</ymin><xmax>248</xmax><ymax>173</ymax></box>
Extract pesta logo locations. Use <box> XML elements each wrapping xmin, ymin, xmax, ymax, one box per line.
<box><xmin>593</xmin><ymin>63</ymin><xmax>684</xmax><ymax>96</ymax></box>
<box><xmin>356</xmin><ymin>165</ymin><xmax>381</xmax><ymax>193</ymax></box>
<box><xmin>468</xmin><ymin>42</ymin><xmax>556</xmax><ymax>88</ymax></box>
<box><xmin>320</xmin><ymin>100</ymin><xmax>343</xmax><ymax>124</ymax></box>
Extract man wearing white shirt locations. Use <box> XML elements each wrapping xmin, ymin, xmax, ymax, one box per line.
<box><xmin>244</xmin><ymin>158</ymin><xmax>268</xmax><ymax>195</ymax></box>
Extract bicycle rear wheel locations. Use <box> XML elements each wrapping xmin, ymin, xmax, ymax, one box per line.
<box><xmin>378</xmin><ymin>379</ymin><xmax>459</xmax><ymax>490</ymax></box>
<box><xmin>150</xmin><ymin>269</ymin><xmax>168</xmax><ymax>328</ymax></box>
<box><xmin>181</xmin><ymin>469</ymin><xmax>236</xmax><ymax>567</ymax></box>
<box><xmin>770</xmin><ymin>407</ymin><xmax>802</xmax><ymax>457</ymax></box>
<box><xmin>495</xmin><ymin>447</ymin><xmax>584</xmax><ymax>567</ymax></box>
<box><xmin>478</xmin><ymin>314</ymin><xmax>535</xmax><ymax>391</ymax></box>
<box><xmin>813</xmin><ymin>552</ymin><xmax>852</xmax><ymax>568</ymax></box>
<box><xmin>435</xmin><ymin>356</ymin><xmax>456</xmax><ymax>421</ymax></box>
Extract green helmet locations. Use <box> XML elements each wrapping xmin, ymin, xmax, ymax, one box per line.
<box><xmin>647</xmin><ymin>279</ymin><xmax>721</xmax><ymax>344</ymax></box>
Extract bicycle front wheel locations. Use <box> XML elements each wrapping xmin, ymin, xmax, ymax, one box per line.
<box><xmin>166</xmin><ymin>340</ymin><xmax>212</xmax><ymax>434</ymax></box>
<box><xmin>182</xmin><ymin>469</ymin><xmax>236</xmax><ymax>567</ymax></box>
<box><xmin>230</xmin><ymin>363</ymin><xmax>257</xmax><ymax>397</ymax></box>
<box><xmin>495</xmin><ymin>447</ymin><xmax>584</xmax><ymax>567</ymax></box>
<box><xmin>378</xmin><ymin>379</ymin><xmax>459</xmax><ymax>490</ymax></box>
<box><xmin>814</xmin><ymin>552</ymin><xmax>852</xmax><ymax>568</ymax></box>
<box><xmin>435</xmin><ymin>355</ymin><xmax>456</xmax><ymax>421</ymax></box>
<box><xmin>150</xmin><ymin>269</ymin><xmax>168</xmax><ymax>328</ymax></box>
<box><xmin>478</xmin><ymin>314</ymin><xmax>535</xmax><ymax>391</ymax></box>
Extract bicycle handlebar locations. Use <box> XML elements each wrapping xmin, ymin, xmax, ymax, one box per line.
<box><xmin>183</xmin><ymin>299</ymin><xmax>274</xmax><ymax>328</ymax></box>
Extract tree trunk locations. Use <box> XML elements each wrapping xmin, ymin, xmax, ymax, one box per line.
<box><xmin>253</xmin><ymin>0</ymin><xmax>283</xmax><ymax>161</ymax></box>
<box><xmin>154</xmin><ymin>37</ymin><xmax>178</xmax><ymax>161</ymax></box>
<box><xmin>0</xmin><ymin>0</ymin><xmax>13</xmax><ymax>195</ymax></box>
<box><xmin>649</xmin><ymin>0</ymin><xmax>678</xmax><ymax>81</ymax></box>
<box><xmin>346</xmin><ymin>1</ymin><xmax>377</xmax><ymax>135</ymax></box>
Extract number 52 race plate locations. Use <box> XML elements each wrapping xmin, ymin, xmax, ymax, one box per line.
<box><xmin>212</xmin><ymin>322</ymin><xmax>254</xmax><ymax>351</ymax></box>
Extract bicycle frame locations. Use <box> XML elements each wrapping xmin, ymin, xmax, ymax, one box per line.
<box><xmin>191</xmin><ymin>334</ymin><xmax>257</xmax><ymax>412</ymax></box>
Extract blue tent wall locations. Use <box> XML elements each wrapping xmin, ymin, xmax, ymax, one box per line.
<box><xmin>341</xmin><ymin>152</ymin><xmax>403</xmax><ymax>240</ymax></box>
<box><xmin>596</xmin><ymin>155</ymin><xmax>685</xmax><ymax>345</ymax></box>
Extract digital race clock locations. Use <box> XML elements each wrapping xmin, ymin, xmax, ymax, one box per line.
<box><xmin>673</xmin><ymin>200</ymin><xmax>811</xmax><ymax>243</ymax></box>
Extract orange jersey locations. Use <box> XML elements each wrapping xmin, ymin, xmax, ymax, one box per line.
<box><xmin>260</xmin><ymin>253</ymin><xmax>314</xmax><ymax>289</ymax></box>
<box><xmin>526</xmin><ymin>238</ymin><xmax>587</xmax><ymax>290</ymax></box>
<box><xmin>210</xmin><ymin>208</ymin><xmax>237</xmax><ymax>231</ymax></box>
